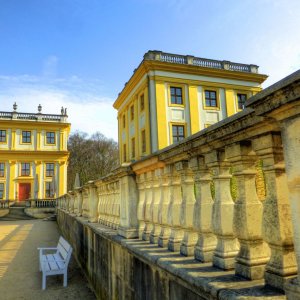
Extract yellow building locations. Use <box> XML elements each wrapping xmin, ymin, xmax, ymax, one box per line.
<box><xmin>113</xmin><ymin>51</ymin><xmax>268</xmax><ymax>163</ymax></box>
<box><xmin>0</xmin><ymin>103</ymin><xmax>70</xmax><ymax>202</ymax></box>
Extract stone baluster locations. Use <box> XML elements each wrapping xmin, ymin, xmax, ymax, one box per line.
<box><xmin>189</xmin><ymin>156</ymin><xmax>217</xmax><ymax>262</ymax></box>
<box><xmin>68</xmin><ymin>191</ymin><xmax>75</xmax><ymax>213</ymax></box>
<box><xmin>142</xmin><ymin>171</ymin><xmax>153</xmax><ymax>241</ymax></box>
<box><xmin>253</xmin><ymin>133</ymin><xmax>297</xmax><ymax>289</ymax></box>
<box><xmin>137</xmin><ymin>173</ymin><xmax>146</xmax><ymax>239</ymax></box>
<box><xmin>205</xmin><ymin>150</ymin><xmax>239</xmax><ymax>270</ymax></box>
<box><xmin>226</xmin><ymin>141</ymin><xmax>269</xmax><ymax>279</ymax></box>
<box><xmin>96</xmin><ymin>183</ymin><xmax>104</xmax><ymax>224</ymax></box>
<box><xmin>113</xmin><ymin>181</ymin><xmax>120</xmax><ymax>229</ymax></box>
<box><xmin>107</xmin><ymin>183</ymin><xmax>113</xmax><ymax>228</ymax></box>
<box><xmin>87</xmin><ymin>181</ymin><xmax>98</xmax><ymax>222</ymax></box>
<box><xmin>103</xmin><ymin>184</ymin><xmax>109</xmax><ymax>226</ymax></box>
<box><xmin>74</xmin><ymin>188</ymin><xmax>83</xmax><ymax>216</ymax></box>
<box><xmin>82</xmin><ymin>187</ymin><xmax>89</xmax><ymax>218</ymax></box>
<box><xmin>158</xmin><ymin>165</ymin><xmax>172</xmax><ymax>248</ymax></box>
<box><xmin>168</xmin><ymin>165</ymin><xmax>184</xmax><ymax>252</ymax></box>
<box><xmin>175</xmin><ymin>160</ymin><xmax>198</xmax><ymax>256</ymax></box>
<box><xmin>150</xmin><ymin>168</ymin><xmax>163</xmax><ymax>244</ymax></box>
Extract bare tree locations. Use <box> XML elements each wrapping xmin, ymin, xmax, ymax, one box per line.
<box><xmin>67</xmin><ymin>131</ymin><xmax>119</xmax><ymax>190</ymax></box>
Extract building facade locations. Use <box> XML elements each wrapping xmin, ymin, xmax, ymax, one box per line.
<box><xmin>0</xmin><ymin>103</ymin><xmax>70</xmax><ymax>201</ymax></box>
<box><xmin>113</xmin><ymin>51</ymin><xmax>268</xmax><ymax>163</ymax></box>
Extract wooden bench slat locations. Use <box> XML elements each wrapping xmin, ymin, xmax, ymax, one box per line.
<box><xmin>59</xmin><ymin>237</ymin><xmax>71</xmax><ymax>252</ymax></box>
<box><xmin>57</xmin><ymin>244</ymin><xmax>68</xmax><ymax>260</ymax></box>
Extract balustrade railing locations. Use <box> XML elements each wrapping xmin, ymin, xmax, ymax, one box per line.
<box><xmin>0</xmin><ymin>111</ymin><xmax>66</xmax><ymax>122</ymax></box>
<box><xmin>56</xmin><ymin>70</ymin><xmax>300</xmax><ymax>296</ymax></box>
<box><xmin>143</xmin><ymin>50</ymin><xmax>259</xmax><ymax>73</ymax></box>
<box><xmin>0</xmin><ymin>200</ymin><xmax>9</xmax><ymax>209</ymax></box>
<box><xmin>27</xmin><ymin>199</ymin><xmax>56</xmax><ymax>208</ymax></box>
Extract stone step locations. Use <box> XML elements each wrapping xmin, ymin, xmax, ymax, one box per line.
<box><xmin>0</xmin><ymin>207</ymin><xmax>35</xmax><ymax>221</ymax></box>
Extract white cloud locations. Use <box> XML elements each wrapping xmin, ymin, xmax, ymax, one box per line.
<box><xmin>0</xmin><ymin>74</ymin><xmax>118</xmax><ymax>141</ymax></box>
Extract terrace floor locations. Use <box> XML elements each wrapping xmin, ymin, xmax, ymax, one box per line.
<box><xmin>0</xmin><ymin>219</ymin><xmax>95</xmax><ymax>300</ymax></box>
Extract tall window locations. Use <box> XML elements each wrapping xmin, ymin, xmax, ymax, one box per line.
<box><xmin>21</xmin><ymin>163</ymin><xmax>30</xmax><ymax>176</ymax></box>
<box><xmin>205</xmin><ymin>90</ymin><xmax>217</xmax><ymax>107</ymax></box>
<box><xmin>45</xmin><ymin>182</ymin><xmax>52</xmax><ymax>198</ymax></box>
<box><xmin>0</xmin><ymin>163</ymin><xmax>4</xmax><ymax>177</ymax></box>
<box><xmin>0</xmin><ymin>130</ymin><xmax>6</xmax><ymax>142</ymax></box>
<box><xmin>46</xmin><ymin>132</ymin><xmax>55</xmax><ymax>144</ymax></box>
<box><xmin>46</xmin><ymin>163</ymin><xmax>55</xmax><ymax>177</ymax></box>
<box><xmin>130</xmin><ymin>105</ymin><xmax>134</xmax><ymax>121</ymax></box>
<box><xmin>172</xmin><ymin>125</ymin><xmax>185</xmax><ymax>143</ymax></box>
<box><xmin>141</xmin><ymin>130</ymin><xmax>146</xmax><ymax>153</ymax></box>
<box><xmin>122</xmin><ymin>115</ymin><xmax>126</xmax><ymax>128</ymax></box>
<box><xmin>237</xmin><ymin>93</ymin><xmax>247</xmax><ymax>110</ymax></box>
<box><xmin>22</xmin><ymin>131</ymin><xmax>31</xmax><ymax>143</ymax></box>
<box><xmin>170</xmin><ymin>87</ymin><xmax>183</xmax><ymax>105</ymax></box>
<box><xmin>123</xmin><ymin>144</ymin><xmax>127</xmax><ymax>162</ymax></box>
<box><xmin>131</xmin><ymin>138</ymin><xmax>135</xmax><ymax>159</ymax></box>
<box><xmin>0</xmin><ymin>183</ymin><xmax>4</xmax><ymax>199</ymax></box>
<box><xmin>140</xmin><ymin>94</ymin><xmax>145</xmax><ymax>111</ymax></box>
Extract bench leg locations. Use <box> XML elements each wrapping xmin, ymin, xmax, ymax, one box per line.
<box><xmin>42</xmin><ymin>273</ymin><xmax>46</xmax><ymax>290</ymax></box>
<box><xmin>63</xmin><ymin>271</ymin><xmax>67</xmax><ymax>287</ymax></box>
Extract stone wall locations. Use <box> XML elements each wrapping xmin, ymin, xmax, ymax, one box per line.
<box><xmin>57</xmin><ymin>209</ymin><xmax>286</xmax><ymax>300</ymax></box>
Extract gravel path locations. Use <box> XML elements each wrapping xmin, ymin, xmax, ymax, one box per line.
<box><xmin>0</xmin><ymin>219</ymin><xmax>96</xmax><ymax>300</ymax></box>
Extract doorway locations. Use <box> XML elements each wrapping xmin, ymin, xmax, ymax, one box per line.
<box><xmin>19</xmin><ymin>183</ymin><xmax>31</xmax><ymax>201</ymax></box>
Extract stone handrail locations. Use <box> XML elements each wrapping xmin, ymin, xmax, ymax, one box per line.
<box><xmin>144</xmin><ymin>50</ymin><xmax>259</xmax><ymax>73</ymax></box>
<box><xmin>57</xmin><ymin>70</ymin><xmax>300</xmax><ymax>297</ymax></box>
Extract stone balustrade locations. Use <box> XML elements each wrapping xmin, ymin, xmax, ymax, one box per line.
<box><xmin>57</xmin><ymin>70</ymin><xmax>300</xmax><ymax>299</ymax></box>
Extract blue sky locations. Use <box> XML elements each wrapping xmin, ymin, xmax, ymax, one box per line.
<box><xmin>0</xmin><ymin>0</ymin><xmax>299</xmax><ymax>141</ymax></box>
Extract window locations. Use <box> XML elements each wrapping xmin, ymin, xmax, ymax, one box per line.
<box><xmin>237</xmin><ymin>93</ymin><xmax>247</xmax><ymax>110</ymax></box>
<box><xmin>21</xmin><ymin>163</ymin><xmax>30</xmax><ymax>176</ymax></box>
<box><xmin>130</xmin><ymin>105</ymin><xmax>134</xmax><ymax>121</ymax></box>
<box><xmin>131</xmin><ymin>138</ymin><xmax>135</xmax><ymax>159</ymax></box>
<box><xmin>22</xmin><ymin>131</ymin><xmax>31</xmax><ymax>143</ymax></box>
<box><xmin>46</xmin><ymin>132</ymin><xmax>55</xmax><ymax>144</ymax></box>
<box><xmin>141</xmin><ymin>130</ymin><xmax>146</xmax><ymax>153</ymax></box>
<box><xmin>46</xmin><ymin>163</ymin><xmax>55</xmax><ymax>177</ymax></box>
<box><xmin>123</xmin><ymin>144</ymin><xmax>127</xmax><ymax>162</ymax></box>
<box><xmin>45</xmin><ymin>182</ymin><xmax>52</xmax><ymax>198</ymax></box>
<box><xmin>140</xmin><ymin>94</ymin><xmax>145</xmax><ymax>111</ymax></box>
<box><xmin>172</xmin><ymin>125</ymin><xmax>185</xmax><ymax>143</ymax></box>
<box><xmin>0</xmin><ymin>163</ymin><xmax>4</xmax><ymax>177</ymax></box>
<box><xmin>122</xmin><ymin>115</ymin><xmax>126</xmax><ymax>129</ymax></box>
<box><xmin>205</xmin><ymin>90</ymin><xmax>217</xmax><ymax>107</ymax></box>
<box><xmin>170</xmin><ymin>87</ymin><xmax>183</xmax><ymax>105</ymax></box>
<box><xmin>0</xmin><ymin>130</ymin><xmax>6</xmax><ymax>142</ymax></box>
<box><xmin>0</xmin><ymin>183</ymin><xmax>4</xmax><ymax>199</ymax></box>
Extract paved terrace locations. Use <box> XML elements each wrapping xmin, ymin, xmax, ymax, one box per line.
<box><xmin>0</xmin><ymin>219</ymin><xmax>95</xmax><ymax>300</ymax></box>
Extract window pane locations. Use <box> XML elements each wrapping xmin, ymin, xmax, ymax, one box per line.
<box><xmin>176</xmin><ymin>88</ymin><xmax>182</xmax><ymax>95</ymax></box>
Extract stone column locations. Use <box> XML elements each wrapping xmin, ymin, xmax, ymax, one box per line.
<box><xmin>96</xmin><ymin>182</ymin><xmax>104</xmax><ymax>224</ymax></box>
<box><xmin>118</xmin><ymin>169</ymin><xmax>139</xmax><ymax>238</ymax></box>
<box><xmin>142</xmin><ymin>171</ymin><xmax>153</xmax><ymax>241</ymax></box>
<box><xmin>253</xmin><ymin>133</ymin><xmax>297</xmax><ymax>289</ymax></box>
<box><xmin>150</xmin><ymin>168</ymin><xmax>163</xmax><ymax>244</ymax></box>
<box><xmin>168</xmin><ymin>165</ymin><xmax>184</xmax><ymax>252</ymax></box>
<box><xmin>158</xmin><ymin>165</ymin><xmax>172</xmax><ymax>248</ymax></box>
<box><xmin>205</xmin><ymin>150</ymin><xmax>239</xmax><ymax>270</ymax></box>
<box><xmin>68</xmin><ymin>191</ymin><xmax>75</xmax><ymax>213</ymax></box>
<box><xmin>226</xmin><ymin>141</ymin><xmax>269</xmax><ymax>280</ymax></box>
<box><xmin>189</xmin><ymin>156</ymin><xmax>216</xmax><ymax>262</ymax></box>
<box><xmin>175</xmin><ymin>161</ymin><xmax>198</xmax><ymax>256</ymax></box>
<box><xmin>112</xmin><ymin>181</ymin><xmax>120</xmax><ymax>229</ymax></box>
<box><xmin>137</xmin><ymin>173</ymin><xmax>146</xmax><ymax>239</ymax></box>
<box><xmin>73</xmin><ymin>188</ymin><xmax>83</xmax><ymax>216</ymax></box>
<box><xmin>87</xmin><ymin>181</ymin><xmax>98</xmax><ymax>222</ymax></box>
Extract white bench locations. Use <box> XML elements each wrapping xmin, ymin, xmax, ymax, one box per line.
<box><xmin>38</xmin><ymin>236</ymin><xmax>73</xmax><ymax>290</ymax></box>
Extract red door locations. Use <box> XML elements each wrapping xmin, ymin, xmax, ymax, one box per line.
<box><xmin>19</xmin><ymin>183</ymin><xmax>31</xmax><ymax>201</ymax></box>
